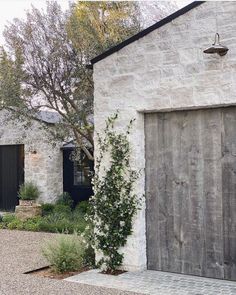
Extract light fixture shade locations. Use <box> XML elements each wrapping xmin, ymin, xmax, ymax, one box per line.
<box><xmin>203</xmin><ymin>33</ymin><xmax>229</xmax><ymax>56</ymax></box>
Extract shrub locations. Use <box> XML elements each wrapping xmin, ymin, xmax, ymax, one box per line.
<box><xmin>74</xmin><ymin>201</ymin><xmax>89</xmax><ymax>215</ymax></box>
<box><xmin>41</xmin><ymin>203</ymin><xmax>55</xmax><ymax>216</ymax></box>
<box><xmin>36</xmin><ymin>212</ymin><xmax>75</xmax><ymax>233</ymax></box>
<box><xmin>2</xmin><ymin>213</ymin><xmax>16</xmax><ymax>224</ymax></box>
<box><xmin>18</xmin><ymin>182</ymin><xmax>40</xmax><ymax>200</ymax></box>
<box><xmin>72</xmin><ymin>218</ymin><xmax>87</xmax><ymax>234</ymax></box>
<box><xmin>0</xmin><ymin>202</ymin><xmax>88</xmax><ymax>234</ymax></box>
<box><xmin>7</xmin><ymin>218</ymin><xmax>24</xmax><ymax>230</ymax></box>
<box><xmin>53</xmin><ymin>204</ymin><xmax>71</xmax><ymax>216</ymax></box>
<box><xmin>0</xmin><ymin>214</ymin><xmax>22</xmax><ymax>230</ymax></box>
<box><xmin>83</xmin><ymin>244</ymin><xmax>95</xmax><ymax>267</ymax></box>
<box><xmin>23</xmin><ymin>217</ymin><xmax>41</xmax><ymax>231</ymax></box>
<box><xmin>56</xmin><ymin>192</ymin><xmax>73</xmax><ymax>208</ymax></box>
<box><xmin>42</xmin><ymin>235</ymin><xmax>85</xmax><ymax>273</ymax></box>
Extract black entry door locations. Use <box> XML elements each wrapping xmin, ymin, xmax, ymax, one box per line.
<box><xmin>0</xmin><ymin>145</ymin><xmax>24</xmax><ymax>211</ymax></box>
<box><xmin>63</xmin><ymin>149</ymin><xmax>93</xmax><ymax>206</ymax></box>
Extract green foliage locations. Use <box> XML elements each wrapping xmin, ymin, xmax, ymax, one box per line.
<box><xmin>74</xmin><ymin>201</ymin><xmax>89</xmax><ymax>215</ymax></box>
<box><xmin>68</xmin><ymin>1</ymin><xmax>141</xmax><ymax>58</ymax></box>
<box><xmin>36</xmin><ymin>212</ymin><xmax>81</xmax><ymax>234</ymax></box>
<box><xmin>23</xmin><ymin>217</ymin><xmax>41</xmax><ymax>231</ymax></box>
<box><xmin>1</xmin><ymin>214</ymin><xmax>42</xmax><ymax>231</ymax></box>
<box><xmin>18</xmin><ymin>182</ymin><xmax>40</xmax><ymax>200</ymax></box>
<box><xmin>37</xmin><ymin>208</ymin><xmax>87</xmax><ymax>234</ymax></box>
<box><xmin>0</xmin><ymin>47</ymin><xmax>23</xmax><ymax>109</ymax></box>
<box><xmin>0</xmin><ymin>1</ymin><xmax>143</xmax><ymax>159</ymax></box>
<box><xmin>7</xmin><ymin>219</ymin><xmax>23</xmax><ymax>230</ymax></box>
<box><xmin>2</xmin><ymin>213</ymin><xmax>16</xmax><ymax>224</ymax></box>
<box><xmin>41</xmin><ymin>203</ymin><xmax>55</xmax><ymax>216</ymax></box>
<box><xmin>0</xmin><ymin>213</ymin><xmax>93</xmax><ymax>272</ymax></box>
<box><xmin>36</xmin><ymin>216</ymin><xmax>73</xmax><ymax>233</ymax></box>
<box><xmin>0</xmin><ymin>203</ymin><xmax>88</xmax><ymax>234</ymax></box>
<box><xmin>55</xmin><ymin>192</ymin><xmax>74</xmax><ymax>208</ymax></box>
<box><xmin>87</xmin><ymin>113</ymin><xmax>141</xmax><ymax>271</ymax></box>
<box><xmin>83</xmin><ymin>244</ymin><xmax>96</xmax><ymax>268</ymax></box>
<box><xmin>53</xmin><ymin>204</ymin><xmax>72</xmax><ymax>215</ymax></box>
<box><xmin>0</xmin><ymin>2</ymin><xmax>94</xmax><ymax>158</ymax></box>
<box><xmin>2</xmin><ymin>214</ymin><xmax>24</xmax><ymax>230</ymax></box>
<box><xmin>42</xmin><ymin>234</ymin><xmax>85</xmax><ymax>273</ymax></box>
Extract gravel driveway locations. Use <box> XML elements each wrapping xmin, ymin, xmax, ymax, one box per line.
<box><xmin>0</xmin><ymin>230</ymin><xmax>140</xmax><ymax>295</ymax></box>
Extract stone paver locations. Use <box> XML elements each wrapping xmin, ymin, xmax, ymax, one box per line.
<box><xmin>66</xmin><ymin>269</ymin><xmax>236</xmax><ymax>295</ymax></box>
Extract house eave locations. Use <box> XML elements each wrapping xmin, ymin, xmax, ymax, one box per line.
<box><xmin>88</xmin><ymin>1</ymin><xmax>205</xmax><ymax>68</ymax></box>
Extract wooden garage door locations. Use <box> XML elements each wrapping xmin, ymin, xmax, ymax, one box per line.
<box><xmin>145</xmin><ymin>107</ymin><xmax>236</xmax><ymax>280</ymax></box>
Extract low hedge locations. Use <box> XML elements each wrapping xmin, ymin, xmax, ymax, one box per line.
<box><xmin>0</xmin><ymin>201</ymin><xmax>88</xmax><ymax>234</ymax></box>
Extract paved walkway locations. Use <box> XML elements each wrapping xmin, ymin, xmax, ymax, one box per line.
<box><xmin>0</xmin><ymin>230</ymin><xmax>138</xmax><ymax>295</ymax></box>
<box><xmin>2</xmin><ymin>229</ymin><xmax>236</xmax><ymax>295</ymax></box>
<box><xmin>66</xmin><ymin>269</ymin><xmax>236</xmax><ymax>295</ymax></box>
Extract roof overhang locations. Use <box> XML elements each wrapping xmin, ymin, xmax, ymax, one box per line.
<box><xmin>87</xmin><ymin>1</ymin><xmax>205</xmax><ymax>69</ymax></box>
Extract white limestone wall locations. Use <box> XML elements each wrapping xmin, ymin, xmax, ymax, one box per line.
<box><xmin>0</xmin><ymin>111</ymin><xmax>63</xmax><ymax>204</ymax></box>
<box><xmin>93</xmin><ymin>1</ymin><xmax>236</xmax><ymax>271</ymax></box>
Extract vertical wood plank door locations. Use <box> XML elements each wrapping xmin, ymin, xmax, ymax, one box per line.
<box><xmin>222</xmin><ymin>108</ymin><xmax>236</xmax><ymax>280</ymax></box>
<box><xmin>0</xmin><ymin>145</ymin><xmax>24</xmax><ymax>211</ymax></box>
<box><xmin>145</xmin><ymin>107</ymin><xmax>236</xmax><ymax>280</ymax></box>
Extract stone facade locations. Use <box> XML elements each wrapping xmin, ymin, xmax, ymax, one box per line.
<box><xmin>0</xmin><ymin>111</ymin><xmax>63</xmax><ymax>204</ymax></box>
<box><xmin>93</xmin><ymin>1</ymin><xmax>236</xmax><ymax>271</ymax></box>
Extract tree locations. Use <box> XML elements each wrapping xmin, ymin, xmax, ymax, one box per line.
<box><xmin>0</xmin><ymin>1</ymin><xmax>178</xmax><ymax>159</ymax></box>
<box><xmin>0</xmin><ymin>47</ymin><xmax>22</xmax><ymax>109</ymax></box>
<box><xmin>68</xmin><ymin>1</ymin><xmax>141</xmax><ymax>59</ymax></box>
<box><xmin>0</xmin><ymin>1</ymin><xmax>142</xmax><ymax>160</ymax></box>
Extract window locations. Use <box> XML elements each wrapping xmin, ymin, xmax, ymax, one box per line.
<box><xmin>73</xmin><ymin>161</ymin><xmax>91</xmax><ymax>186</ymax></box>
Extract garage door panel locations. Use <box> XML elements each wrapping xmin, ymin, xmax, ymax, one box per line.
<box><xmin>158</xmin><ymin>113</ymin><xmax>175</xmax><ymax>272</ymax></box>
<box><xmin>203</xmin><ymin>110</ymin><xmax>223</xmax><ymax>279</ymax></box>
<box><xmin>145</xmin><ymin>108</ymin><xmax>226</xmax><ymax>279</ymax></box>
<box><xmin>173</xmin><ymin>111</ymin><xmax>194</xmax><ymax>275</ymax></box>
<box><xmin>145</xmin><ymin>114</ymin><xmax>161</xmax><ymax>270</ymax></box>
<box><xmin>222</xmin><ymin>108</ymin><xmax>236</xmax><ymax>280</ymax></box>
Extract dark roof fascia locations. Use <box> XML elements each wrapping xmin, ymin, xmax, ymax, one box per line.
<box><xmin>89</xmin><ymin>1</ymin><xmax>205</xmax><ymax>68</ymax></box>
<box><xmin>61</xmin><ymin>140</ymin><xmax>75</xmax><ymax>150</ymax></box>
<box><xmin>61</xmin><ymin>146</ymin><xmax>75</xmax><ymax>151</ymax></box>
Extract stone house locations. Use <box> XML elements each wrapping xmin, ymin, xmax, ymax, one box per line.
<box><xmin>0</xmin><ymin>110</ymin><xmax>93</xmax><ymax>211</ymax></box>
<box><xmin>92</xmin><ymin>1</ymin><xmax>236</xmax><ymax>281</ymax></box>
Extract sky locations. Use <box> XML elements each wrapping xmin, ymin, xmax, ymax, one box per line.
<box><xmin>0</xmin><ymin>0</ymin><xmax>191</xmax><ymax>45</ymax></box>
<box><xmin>0</xmin><ymin>0</ymin><xmax>70</xmax><ymax>44</ymax></box>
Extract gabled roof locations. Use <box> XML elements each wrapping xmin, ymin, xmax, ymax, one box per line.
<box><xmin>61</xmin><ymin>140</ymin><xmax>75</xmax><ymax>150</ymax></box>
<box><xmin>89</xmin><ymin>1</ymin><xmax>204</xmax><ymax>68</ymax></box>
<box><xmin>37</xmin><ymin>110</ymin><xmax>61</xmax><ymax>124</ymax></box>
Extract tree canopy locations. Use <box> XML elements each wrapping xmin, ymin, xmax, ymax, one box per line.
<box><xmin>68</xmin><ymin>1</ymin><xmax>141</xmax><ymax>59</ymax></box>
<box><xmin>0</xmin><ymin>1</ymin><xmax>177</xmax><ymax>160</ymax></box>
<box><xmin>0</xmin><ymin>1</ymin><xmax>143</xmax><ymax>160</ymax></box>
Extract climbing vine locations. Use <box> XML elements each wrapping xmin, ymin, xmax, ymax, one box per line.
<box><xmin>87</xmin><ymin>113</ymin><xmax>141</xmax><ymax>272</ymax></box>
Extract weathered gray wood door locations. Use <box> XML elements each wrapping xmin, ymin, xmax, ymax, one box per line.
<box><xmin>145</xmin><ymin>107</ymin><xmax>236</xmax><ymax>280</ymax></box>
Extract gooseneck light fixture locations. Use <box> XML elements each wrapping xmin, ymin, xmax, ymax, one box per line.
<box><xmin>203</xmin><ymin>33</ymin><xmax>229</xmax><ymax>56</ymax></box>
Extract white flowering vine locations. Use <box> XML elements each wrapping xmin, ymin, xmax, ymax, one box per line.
<box><xmin>87</xmin><ymin>112</ymin><xmax>141</xmax><ymax>272</ymax></box>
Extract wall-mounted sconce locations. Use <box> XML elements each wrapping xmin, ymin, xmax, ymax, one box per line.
<box><xmin>203</xmin><ymin>33</ymin><xmax>229</xmax><ymax>56</ymax></box>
